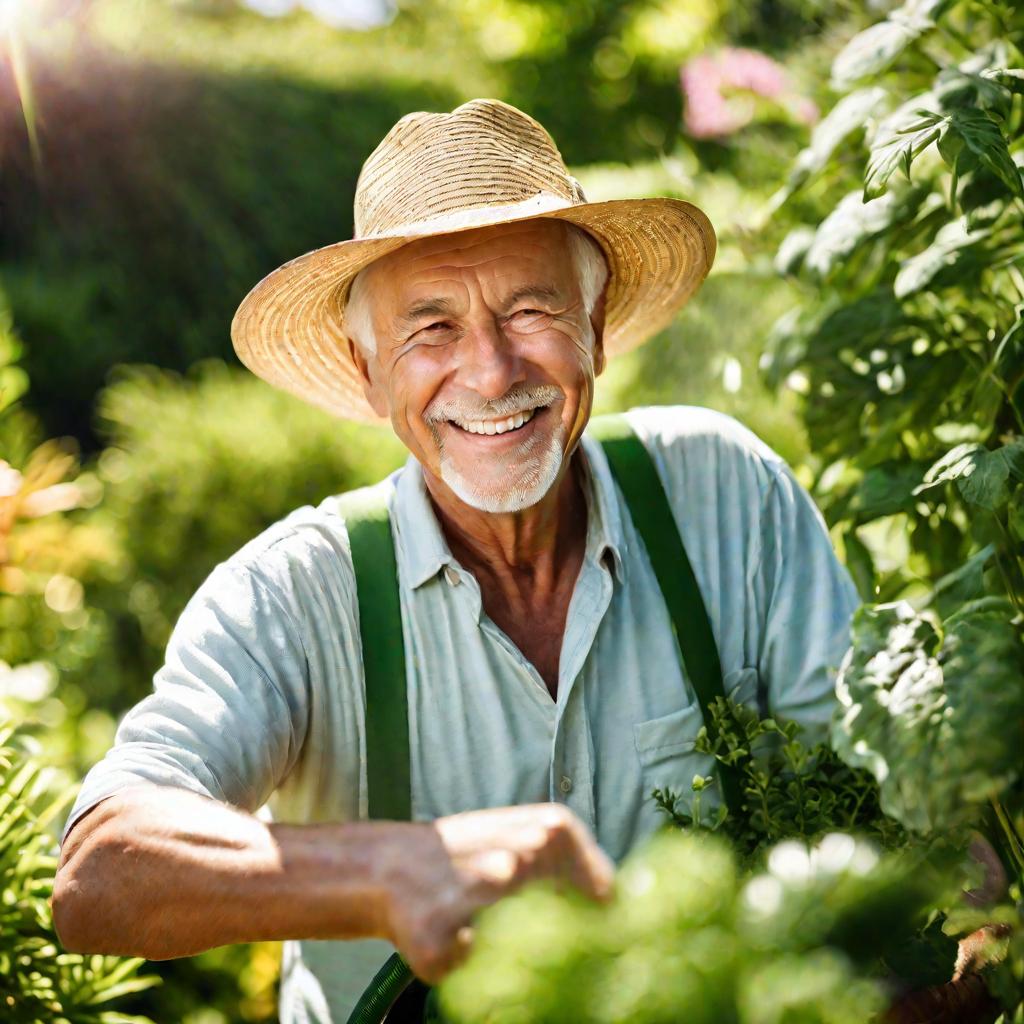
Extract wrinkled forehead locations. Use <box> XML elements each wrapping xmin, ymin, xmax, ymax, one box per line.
<box><xmin>360</xmin><ymin>219</ymin><xmax>578</xmax><ymax>308</ymax></box>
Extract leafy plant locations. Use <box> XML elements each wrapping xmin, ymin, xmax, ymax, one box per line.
<box><xmin>653</xmin><ymin>696</ymin><xmax>905</xmax><ymax>859</ymax></box>
<box><xmin>86</xmin><ymin>361</ymin><xmax>405</xmax><ymax>709</ymax></box>
<box><xmin>832</xmin><ymin>599</ymin><xmax>1024</xmax><ymax>838</ymax></box>
<box><xmin>439</xmin><ymin>830</ymin><xmax>942</xmax><ymax>1024</ymax></box>
<box><xmin>0</xmin><ymin>726</ymin><xmax>157</xmax><ymax>1023</ymax></box>
<box><xmin>767</xmin><ymin>0</ymin><xmax>1024</xmax><ymax>1015</ymax></box>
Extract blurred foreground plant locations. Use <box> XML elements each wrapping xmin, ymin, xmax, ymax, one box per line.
<box><xmin>440</xmin><ymin>830</ymin><xmax>943</xmax><ymax>1024</ymax></box>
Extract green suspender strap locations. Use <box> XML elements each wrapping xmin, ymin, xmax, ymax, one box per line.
<box><xmin>335</xmin><ymin>484</ymin><xmax>412</xmax><ymax>823</ymax></box>
<box><xmin>586</xmin><ymin>413</ymin><xmax>744</xmax><ymax>818</ymax></box>
<box><xmin>336</xmin><ymin>485</ymin><xmax>420</xmax><ymax>1024</ymax></box>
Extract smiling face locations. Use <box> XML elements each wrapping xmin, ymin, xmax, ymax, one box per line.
<box><xmin>348</xmin><ymin>220</ymin><xmax>607</xmax><ymax>514</ymax></box>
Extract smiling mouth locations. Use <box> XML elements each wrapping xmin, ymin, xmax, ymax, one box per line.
<box><xmin>447</xmin><ymin>405</ymin><xmax>545</xmax><ymax>437</ymax></box>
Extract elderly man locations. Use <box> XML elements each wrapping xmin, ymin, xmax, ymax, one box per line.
<box><xmin>54</xmin><ymin>99</ymin><xmax>860</xmax><ymax>1022</ymax></box>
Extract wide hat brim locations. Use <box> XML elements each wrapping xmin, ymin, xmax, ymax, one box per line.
<box><xmin>230</xmin><ymin>194</ymin><xmax>716</xmax><ymax>423</ymax></box>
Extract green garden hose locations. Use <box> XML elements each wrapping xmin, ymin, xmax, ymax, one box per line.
<box><xmin>345</xmin><ymin>953</ymin><xmax>415</xmax><ymax>1024</ymax></box>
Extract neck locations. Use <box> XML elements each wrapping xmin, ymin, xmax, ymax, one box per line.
<box><xmin>422</xmin><ymin>453</ymin><xmax>587</xmax><ymax>580</ymax></box>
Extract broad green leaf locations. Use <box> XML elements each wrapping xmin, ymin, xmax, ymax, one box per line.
<box><xmin>832</xmin><ymin>600</ymin><xmax>1024</xmax><ymax>832</ymax></box>
<box><xmin>784</xmin><ymin>88</ymin><xmax>888</xmax><ymax>196</ymax></box>
<box><xmin>894</xmin><ymin>216</ymin><xmax>990</xmax><ymax>298</ymax></box>
<box><xmin>940</xmin><ymin>108</ymin><xmax>1024</xmax><ymax>201</ymax></box>
<box><xmin>843</xmin><ymin>526</ymin><xmax>876</xmax><ymax>601</ymax></box>
<box><xmin>982</xmin><ymin>67</ymin><xmax>1024</xmax><ymax>96</ymax></box>
<box><xmin>864</xmin><ymin>109</ymin><xmax>945</xmax><ymax>200</ymax></box>
<box><xmin>831</xmin><ymin>0</ymin><xmax>954</xmax><ymax>89</ymax></box>
<box><xmin>931</xmin><ymin>544</ymin><xmax>995</xmax><ymax>618</ymax></box>
<box><xmin>832</xmin><ymin>22</ymin><xmax>918</xmax><ymax>88</ymax></box>
<box><xmin>914</xmin><ymin>439</ymin><xmax>1024</xmax><ymax>510</ymax></box>
<box><xmin>774</xmin><ymin>226</ymin><xmax>815</xmax><ymax>275</ymax></box>
<box><xmin>935</xmin><ymin>44</ymin><xmax>1015</xmax><ymax>113</ymax></box>
<box><xmin>805</xmin><ymin>189</ymin><xmax>910</xmax><ymax>277</ymax></box>
<box><xmin>914</xmin><ymin>443</ymin><xmax>985</xmax><ymax>493</ymax></box>
<box><xmin>844</xmin><ymin>461</ymin><xmax>929</xmax><ymax>523</ymax></box>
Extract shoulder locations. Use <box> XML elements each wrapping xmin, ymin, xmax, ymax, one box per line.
<box><xmin>621</xmin><ymin>404</ymin><xmax>789</xmax><ymax>500</ymax></box>
<box><xmin>193</xmin><ymin>474</ymin><xmax>399</xmax><ymax>624</ymax></box>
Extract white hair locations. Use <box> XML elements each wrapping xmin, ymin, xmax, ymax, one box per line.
<box><xmin>344</xmin><ymin>222</ymin><xmax>609</xmax><ymax>356</ymax></box>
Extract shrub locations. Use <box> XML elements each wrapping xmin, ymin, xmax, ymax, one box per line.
<box><xmin>87</xmin><ymin>361</ymin><xmax>405</xmax><ymax>707</ymax></box>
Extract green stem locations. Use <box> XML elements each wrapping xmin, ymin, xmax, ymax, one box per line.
<box><xmin>992</xmin><ymin>514</ymin><xmax>1024</xmax><ymax>610</ymax></box>
<box><xmin>990</xmin><ymin>798</ymin><xmax>1024</xmax><ymax>882</ymax></box>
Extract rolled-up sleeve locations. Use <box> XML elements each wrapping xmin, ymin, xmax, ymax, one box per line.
<box><xmin>60</xmin><ymin>558</ymin><xmax>310</xmax><ymax>846</ymax></box>
<box><xmin>756</xmin><ymin>463</ymin><xmax>862</xmax><ymax>742</ymax></box>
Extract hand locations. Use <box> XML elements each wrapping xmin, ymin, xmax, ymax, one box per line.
<box><xmin>380</xmin><ymin>803</ymin><xmax>615</xmax><ymax>984</ymax></box>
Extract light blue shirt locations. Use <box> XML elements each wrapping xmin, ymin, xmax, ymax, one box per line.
<box><xmin>62</xmin><ymin>405</ymin><xmax>861</xmax><ymax>1023</ymax></box>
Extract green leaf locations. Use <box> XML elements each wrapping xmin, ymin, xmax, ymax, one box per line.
<box><xmin>805</xmin><ymin>189</ymin><xmax>914</xmax><ymax>277</ymax></box>
<box><xmin>864</xmin><ymin>109</ymin><xmax>946</xmax><ymax>200</ymax></box>
<box><xmin>981</xmin><ymin>67</ymin><xmax>1024</xmax><ymax>96</ymax></box>
<box><xmin>935</xmin><ymin>45</ymin><xmax>1016</xmax><ymax>113</ymax></box>
<box><xmin>941</xmin><ymin>108</ymin><xmax>1024</xmax><ymax>201</ymax></box>
<box><xmin>831</xmin><ymin>0</ymin><xmax>955</xmax><ymax>89</ymax></box>
<box><xmin>774</xmin><ymin>226</ymin><xmax>816</xmax><ymax>275</ymax></box>
<box><xmin>846</xmin><ymin>461</ymin><xmax>929</xmax><ymax>523</ymax></box>
<box><xmin>915</xmin><ymin>439</ymin><xmax>1024</xmax><ymax>510</ymax></box>
<box><xmin>931</xmin><ymin>544</ymin><xmax>995</xmax><ymax>618</ymax></box>
<box><xmin>832</xmin><ymin>599</ymin><xmax>1024</xmax><ymax>832</ymax></box>
<box><xmin>783</xmin><ymin>87</ymin><xmax>888</xmax><ymax>197</ymax></box>
<box><xmin>894</xmin><ymin>216</ymin><xmax>990</xmax><ymax>298</ymax></box>
<box><xmin>843</xmin><ymin>527</ymin><xmax>876</xmax><ymax>602</ymax></box>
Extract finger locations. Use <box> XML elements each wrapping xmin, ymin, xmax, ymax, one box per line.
<box><xmin>563</xmin><ymin>821</ymin><xmax>616</xmax><ymax>902</ymax></box>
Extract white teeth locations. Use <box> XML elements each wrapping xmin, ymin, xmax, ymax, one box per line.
<box><xmin>455</xmin><ymin>407</ymin><xmax>538</xmax><ymax>435</ymax></box>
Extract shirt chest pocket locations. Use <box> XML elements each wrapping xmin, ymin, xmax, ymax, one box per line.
<box><xmin>632</xmin><ymin>667</ymin><xmax>760</xmax><ymax>818</ymax></box>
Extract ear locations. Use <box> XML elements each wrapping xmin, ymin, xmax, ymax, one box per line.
<box><xmin>348</xmin><ymin>336</ymin><xmax>390</xmax><ymax>418</ymax></box>
<box><xmin>590</xmin><ymin>283</ymin><xmax>608</xmax><ymax>378</ymax></box>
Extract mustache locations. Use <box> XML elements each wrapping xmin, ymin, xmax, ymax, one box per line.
<box><xmin>424</xmin><ymin>385</ymin><xmax>562</xmax><ymax>424</ymax></box>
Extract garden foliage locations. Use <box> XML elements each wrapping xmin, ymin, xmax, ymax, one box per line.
<box><xmin>440</xmin><ymin>830</ymin><xmax>943</xmax><ymax>1024</ymax></box>
<box><xmin>767</xmin><ymin>0</ymin><xmax>1024</xmax><ymax>973</ymax></box>
<box><xmin>2</xmin><ymin>0</ymin><xmax>1022</xmax><ymax>1020</ymax></box>
<box><xmin>0</xmin><ymin>726</ymin><xmax>157</xmax><ymax>1023</ymax></box>
<box><xmin>88</xmin><ymin>363</ymin><xmax>405</xmax><ymax>709</ymax></box>
<box><xmin>440</xmin><ymin>1</ymin><xmax>1024</xmax><ymax>1020</ymax></box>
<box><xmin>652</xmin><ymin>697</ymin><xmax>906</xmax><ymax>859</ymax></box>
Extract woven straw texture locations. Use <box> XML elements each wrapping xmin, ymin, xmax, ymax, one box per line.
<box><xmin>231</xmin><ymin>99</ymin><xmax>717</xmax><ymax>422</ymax></box>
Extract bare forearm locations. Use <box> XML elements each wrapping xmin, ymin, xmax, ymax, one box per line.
<box><xmin>53</xmin><ymin>786</ymin><xmax>400</xmax><ymax>959</ymax></box>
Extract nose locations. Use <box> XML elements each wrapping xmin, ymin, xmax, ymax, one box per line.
<box><xmin>455</xmin><ymin>316</ymin><xmax>525</xmax><ymax>401</ymax></box>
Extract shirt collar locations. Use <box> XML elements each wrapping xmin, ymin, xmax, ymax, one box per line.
<box><xmin>391</xmin><ymin>431</ymin><xmax>628</xmax><ymax>590</ymax></box>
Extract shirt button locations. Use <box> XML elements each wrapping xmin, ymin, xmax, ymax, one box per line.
<box><xmin>559</xmin><ymin>776</ymin><xmax>573</xmax><ymax>794</ymax></box>
<box><xmin>444</xmin><ymin>566</ymin><xmax>460</xmax><ymax>586</ymax></box>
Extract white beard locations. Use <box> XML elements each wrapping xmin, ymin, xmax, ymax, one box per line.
<box><xmin>435</xmin><ymin>418</ymin><xmax>567</xmax><ymax>514</ymax></box>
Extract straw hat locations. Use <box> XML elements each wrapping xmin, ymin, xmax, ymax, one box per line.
<box><xmin>231</xmin><ymin>98</ymin><xmax>717</xmax><ymax>422</ymax></box>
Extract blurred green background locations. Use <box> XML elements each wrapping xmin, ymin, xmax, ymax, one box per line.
<box><xmin>1</xmin><ymin>0</ymin><xmax>875</xmax><ymax>1019</ymax></box>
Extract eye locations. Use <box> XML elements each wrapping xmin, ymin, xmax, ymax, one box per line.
<box><xmin>412</xmin><ymin>321</ymin><xmax>455</xmax><ymax>342</ymax></box>
<box><xmin>507</xmin><ymin>308</ymin><xmax>551</xmax><ymax>327</ymax></box>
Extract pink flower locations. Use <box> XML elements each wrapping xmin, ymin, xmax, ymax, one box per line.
<box><xmin>681</xmin><ymin>47</ymin><xmax>818</xmax><ymax>140</ymax></box>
